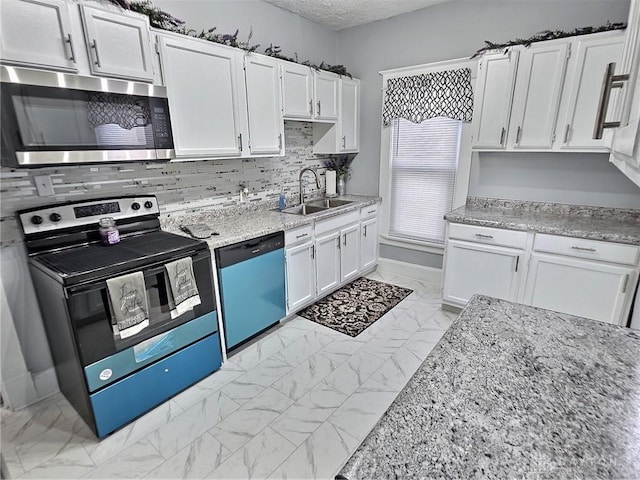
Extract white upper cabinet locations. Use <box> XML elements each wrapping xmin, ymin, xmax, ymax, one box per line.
<box><xmin>508</xmin><ymin>41</ymin><xmax>569</xmax><ymax>149</ymax></box>
<box><xmin>159</xmin><ymin>34</ymin><xmax>247</xmax><ymax>158</ymax></box>
<box><xmin>471</xmin><ymin>50</ymin><xmax>519</xmax><ymax>149</ymax></box>
<box><xmin>244</xmin><ymin>54</ymin><xmax>284</xmax><ymax>155</ymax></box>
<box><xmin>339</xmin><ymin>77</ymin><xmax>360</xmax><ymax>152</ymax></box>
<box><xmin>80</xmin><ymin>5</ymin><xmax>154</xmax><ymax>82</ymax></box>
<box><xmin>314</xmin><ymin>70</ymin><xmax>339</xmax><ymax>121</ymax></box>
<box><xmin>1</xmin><ymin>0</ymin><xmax>78</xmax><ymax>72</ymax></box>
<box><xmin>556</xmin><ymin>32</ymin><xmax>623</xmax><ymax>150</ymax></box>
<box><xmin>281</xmin><ymin>61</ymin><xmax>313</xmax><ymax>120</ymax></box>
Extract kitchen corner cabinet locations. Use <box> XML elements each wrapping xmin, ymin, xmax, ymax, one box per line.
<box><xmin>471</xmin><ymin>50</ymin><xmax>519</xmax><ymax>149</ymax></box>
<box><xmin>313</xmin><ymin>70</ymin><xmax>339</xmax><ymax>121</ymax></box>
<box><xmin>281</xmin><ymin>61</ymin><xmax>314</xmax><ymax>120</ymax></box>
<box><xmin>555</xmin><ymin>33</ymin><xmax>623</xmax><ymax>150</ymax></box>
<box><xmin>1</xmin><ymin>0</ymin><xmax>78</xmax><ymax>72</ymax></box>
<box><xmin>244</xmin><ymin>54</ymin><xmax>285</xmax><ymax>155</ymax></box>
<box><xmin>508</xmin><ymin>41</ymin><xmax>569</xmax><ymax>149</ymax></box>
<box><xmin>158</xmin><ymin>34</ymin><xmax>248</xmax><ymax>158</ymax></box>
<box><xmin>80</xmin><ymin>5</ymin><xmax>154</xmax><ymax>82</ymax></box>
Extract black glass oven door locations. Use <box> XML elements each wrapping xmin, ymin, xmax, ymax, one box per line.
<box><xmin>66</xmin><ymin>252</ymin><xmax>215</xmax><ymax>367</ymax></box>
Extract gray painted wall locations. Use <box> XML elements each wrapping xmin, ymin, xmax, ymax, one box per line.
<box><xmin>336</xmin><ymin>0</ymin><xmax>634</xmax><ymax>266</ymax></box>
<box><xmin>152</xmin><ymin>0</ymin><xmax>338</xmax><ymax>65</ymax></box>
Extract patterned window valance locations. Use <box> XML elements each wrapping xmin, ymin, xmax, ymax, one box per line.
<box><xmin>382</xmin><ymin>68</ymin><xmax>473</xmax><ymax>126</ymax></box>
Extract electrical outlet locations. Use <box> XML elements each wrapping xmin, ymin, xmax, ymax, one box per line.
<box><xmin>34</xmin><ymin>175</ymin><xmax>55</xmax><ymax>197</ymax></box>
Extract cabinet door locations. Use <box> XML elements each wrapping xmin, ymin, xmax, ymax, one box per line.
<box><xmin>281</xmin><ymin>62</ymin><xmax>313</xmax><ymax>119</ymax></box>
<box><xmin>315</xmin><ymin>231</ymin><xmax>341</xmax><ymax>296</ymax></box>
<box><xmin>442</xmin><ymin>240</ymin><xmax>522</xmax><ymax>307</ymax></box>
<box><xmin>509</xmin><ymin>42</ymin><xmax>569</xmax><ymax>149</ymax></box>
<box><xmin>339</xmin><ymin>77</ymin><xmax>360</xmax><ymax>152</ymax></box>
<box><xmin>1</xmin><ymin>0</ymin><xmax>77</xmax><ymax>72</ymax></box>
<box><xmin>558</xmin><ymin>34</ymin><xmax>623</xmax><ymax>149</ymax></box>
<box><xmin>471</xmin><ymin>50</ymin><xmax>519</xmax><ymax>149</ymax></box>
<box><xmin>340</xmin><ymin>223</ymin><xmax>360</xmax><ymax>283</ymax></box>
<box><xmin>159</xmin><ymin>35</ymin><xmax>247</xmax><ymax>157</ymax></box>
<box><xmin>524</xmin><ymin>253</ymin><xmax>634</xmax><ymax>325</ymax></box>
<box><xmin>245</xmin><ymin>54</ymin><xmax>284</xmax><ymax>155</ymax></box>
<box><xmin>314</xmin><ymin>71</ymin><xmax>339</xmax><ymax>121</ymax></box>
<box><xmin>285</xmin><ymin>241</ymin><xmax>316</xmax><ymax>313</ymax></box>
<box><xmin>360</xmin><ymin>217</ymin><xmax>378</xmax><ymax>271</ymax></box>
<box><xmin>80</xmin><ymin>5</ymin><xmax>154</xmax><ymax>82</ymax></box>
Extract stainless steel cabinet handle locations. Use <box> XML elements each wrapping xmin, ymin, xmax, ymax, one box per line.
<box><xmin>363</xmin><ymin>225</ymin><xmax>367</xmax><ymax>237</ymax></box>
<box><xmin>91</xmin><ymin>39</ymin><xmax>101</xmax><ymax>67</ymax></box>
<box><xmin>593</xmin><ymin>62</ymin><xmax>630</xmax><ymax>139</ymax></box>
<box><xmin>336</xmin><ymin>237</ymin><xmax>340</xmax><ymax>249</ymax></box>
<box><xmin>342</xmin><ymin>136</ymin><xmax>346</xmax><ymax>148</ymax></box>
<box><xmin>571</xmin><ymin>246</ymin><xmax>596</xmax><ymax>252</ymax></box>
<box><xmin>296</xmin><ymin>233</ymin><xmax>307</xmax><ymax>239</ymax></box>
<box><xmin>499</xmin><ymin>127</ymin><xmax>506</xmax><ymax>145</ymax></box>
<box><xmin>66</xmin><ymin>33</ymin><xmax>76</xmax><ymax>63</ymax></box>
<box><xmin>475</xmin><ymin>233</ymin><xmax>494</xmax><ymax>239</ymax></box>
<box><xmin>515</xmin><ymin>126</ymin><xmax>522</xmax><ymax>144</ymax></box>
<box><xmin>514</xmin><ymin>256</ymin><xmax>519</xmax><ymax>272</ymax></box>
<box><xmin>309</xmin><ymin>99</ymin><xmax>313</xmax><ymax>115</ymax></box>
<box><xmin>311</xmin><ymin>245</ymin><xmax>315</xmax><ymax>259</ymax></box>
<box><xmin>563</xmin><ymin>124</ymin><xmax>571</xmax><ymax>143</ymax></box>
<box><xmin>622</xmin><ymin>274</ymin><xmax>629</xmax><ymax>293</ymax></box>
<box><xmin>278</xmin><ymin>133</ymin><xmax>282</xmax><ymax>149</ymax></box>
<box><xmin>238</xmin><ymin>134</ymin><xmax>243</xmax><ymax>152</ymax></box>
<box><xmin>317</xmin><ymin>101</ymin><xmax>321</xmax><ymax>116</ymax></box>
<box><xmin>343</xmin><ymin>233</ymin><xmax>347</xmax><ymax>246</ymax></box>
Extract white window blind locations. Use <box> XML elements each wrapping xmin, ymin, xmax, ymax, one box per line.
<box><xmin>389</xmin><ymin>117</ymin><xmax>462</xmax><ymax>244</ymax></box>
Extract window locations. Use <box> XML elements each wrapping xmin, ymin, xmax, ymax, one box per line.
<box><xmin>389</xmin><ymin>116</ymin><xmax>462</xmax><ymax>244</ymax></box>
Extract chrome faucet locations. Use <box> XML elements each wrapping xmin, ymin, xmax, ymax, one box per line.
<box><xmin>299</xmin><ymin>167</ymin><xmax>321</xmax><ymax>205</ymax></box>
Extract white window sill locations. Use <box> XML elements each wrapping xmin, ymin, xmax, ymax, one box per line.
<box><xmin>379</xmin><ymin>234</ymin><xmax>445</xmax><ymax>255</ymax></box>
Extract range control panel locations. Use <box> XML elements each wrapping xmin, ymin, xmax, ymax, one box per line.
<box><xmin>19</xmin><ymin>196</ymin><xmax>160</xmax><ymax>236</ymax></box>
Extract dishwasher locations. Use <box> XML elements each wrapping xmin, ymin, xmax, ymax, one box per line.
<box><xmin>215</xmin><ymin>231</ymin><xmax>286</xmax><ymax>351</ymax></box>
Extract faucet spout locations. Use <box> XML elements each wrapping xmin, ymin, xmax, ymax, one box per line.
<box><xmin>299</xmin><ymin>168</ymin><xmax>321</xmax><ymax>205</ymax></box>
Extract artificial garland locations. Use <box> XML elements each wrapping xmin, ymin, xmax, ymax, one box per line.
<box><xmin>470</xmin><ymin>21</ymin><xmax>627</xmax><ymax>59</ymax></box>
<box><xmin>107</xmin><ymin>0</ymin><xmax>351</xmax><ymax>76</ymax></box>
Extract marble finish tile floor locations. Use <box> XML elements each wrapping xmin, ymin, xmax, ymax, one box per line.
<box><xmin>0</xmin><ymin>271</ymin><xmax>456</xmax><ymax>479</ymax></box>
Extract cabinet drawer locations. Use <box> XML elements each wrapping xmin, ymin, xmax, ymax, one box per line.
<box><xmin>448</xmin><ymin>223</ymin><xmax>527</xmax><ymax>249</ymax></box>
<box><xmin>360</xmin><ymin>204</ymin><xmax>378</xmax><ymax>220</ymax></box>
<box><xmin>285</xmin><ymin>225</ymin><xmax>313</xmax><ymax>246</ymax></box>
<box><xmin>315</xmin><ymin>210</ymin><xmax>360</xmax><ymax>236</ymax></box>
<box><xmin>90</xmin><ymin>333</ymin><xmax>221</xmax><ymax>438</ymax></box>
<box><xmin>533</xmin><ymin>234</ymin><xmax>640</xmax><ymax>265</ymax></box>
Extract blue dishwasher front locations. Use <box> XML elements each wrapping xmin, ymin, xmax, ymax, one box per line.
<box><xmin>217</xmin><ymin>232</ymin><xmax>286</xmax><ymax>350</ymax></box>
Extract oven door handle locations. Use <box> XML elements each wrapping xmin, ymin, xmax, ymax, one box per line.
<box><xmin>66</xmin><ymin>249</ymin><xmax>209</xmax><ymax>295</ymax></box>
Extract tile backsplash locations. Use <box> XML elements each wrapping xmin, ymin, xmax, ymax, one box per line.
<box><xmin>0</xmin><ymin>122</ymin><xmax>329</xmax><ymax>246</ymax></box>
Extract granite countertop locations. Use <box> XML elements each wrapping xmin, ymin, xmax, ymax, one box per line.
<box><xmin>339</xmin><ymin>295</ymin><xmax>640</xmax><ymax>479</ymax></box>
<box><xmin>160</xmin><ymin>194</ymin><xmax>379</xmax><ymax>250</ymax></box>
<box><xmin>445</xmin><ymin>197</ymin><xmax>640</xmax><ymax>245</ymax></box>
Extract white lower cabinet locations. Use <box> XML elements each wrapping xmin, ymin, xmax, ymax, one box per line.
<box><xmin>360</xmin><ymin>216</ymin><xmax>378</xmax><ymax>271</ymax></box>
<box><xmin>339</xmin><ymin>223</ymin><xmax>360</xmax><ymax>283</ymax></box>
<box><xmin>284</xmin><ymin>240</ymin><xmax>316</xmax><ymax>313</ymax></box>
<box><xmin>523</xmin><ymin>253</ymin><xmax>635</xmax><ymax>325</ymax></box>
<box><xmin>442</xmin><ymin>240</ymin><xmax>523</xmax><ymax>306</ymax></box>
<box><xmin>315</xmin><ymin>231</ymin><xmax>342</xmax><ymax>296</ymax></box>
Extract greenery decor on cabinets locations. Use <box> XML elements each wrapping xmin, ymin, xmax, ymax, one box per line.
<box><xmin>470</xmin><ymin>21</ymin><xmax>627</xmax><ymax>59</ymax></box>
<box><xmin>105</xmin><ymin>0</ymin><xmax>351</xmax><ymax>76</ymax></box>
<box><xmin>324</xmin><ymin>154</ymin><xmax>355</xmax><ymax>179</ymax></box>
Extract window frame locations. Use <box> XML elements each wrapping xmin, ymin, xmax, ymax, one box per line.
<box><xmin>378</xmin><ymin>57</ymin><xmax>477</xmax><ymax>254</ymax></box>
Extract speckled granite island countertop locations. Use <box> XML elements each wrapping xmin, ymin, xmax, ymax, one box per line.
<box><xmin>339</xmin><ymin>295</ymin><xmax>640</xmax><ymax>479</ymax></box>
<box><xmin>160</xmin><ymin>194</ymin><xmax>379</xmax><ymax>250</ymax></box>
<box><xmin>445</xmin><ymin>197</ymin><xmax>640</xmax><ymax>245</ymax></box>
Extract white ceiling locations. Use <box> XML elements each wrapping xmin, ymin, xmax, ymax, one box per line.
<box><xmin>262</xmin><ymin>0</ymin><xmax>451</xmax><ymax>31</ymax></box>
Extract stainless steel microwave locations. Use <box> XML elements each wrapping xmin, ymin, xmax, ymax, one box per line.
<box><xmin>1</xmin><ymin>66</ymin><xmax>174</xmax><ymax>167</ymax></box>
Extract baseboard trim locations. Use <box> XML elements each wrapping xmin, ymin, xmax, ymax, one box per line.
<box><xmin>377</xmin><ymin>258</ymin><xmax>442</xmax><ymax>285</ymax></box>
<box><xmin>33</xmin><ymin>367</ymin><xmax>59</xmax><ymax>400</ymax></box>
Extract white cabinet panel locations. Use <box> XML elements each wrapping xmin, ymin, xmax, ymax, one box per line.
<box><xmin>281</xmin><ymin>62</ymin><xmax>313</xmax><ymax>120</ymax></box>
<box><xmin>159</xmin><ymin>35</ymin><xmax>247</xmax><ymax>158</ymax></box>
<box><xmin>80</xmin><ymin>5</ymin><xmax>154</xmax><ymax>82</ymax></box>
<box><xmin>1</xmin><ymin>0</ymin><xmax>78</xmax><ymax>72</ymax></box>
<box><xmin>442</xmin><ymin>239</ymin><xmax>522</xmax><ymax>307</ymax></box>
<box><xmin>524</xmin><ymin>253</ymin><xmax>634</xmax><ymax>325</ymax></box>
<box><xmin>360</xmin><ymin>217</ymin><xmax>378</xmax><ymax>272</ymax></box>
<box><xmin>509</xmin><ymin>42</ymin><xmax>569</xmax><ymax>149</ymax></box>
<box><xmin>339</xmin><ymin>77</ymin><xmax>360</xmax><ymax>152</ymax></box>
<box><xmin>285</xmin><ymin>240</ymin><xmax>316</xmax><ymax>313</ymax></box>
<box><xmin>315</xmin><ymin>231</ymin><xmax>341</xmax><ymax>296</ymax></box>
<box><xmin>471</xmin><ymin>51</ymin><xmax>519</xmax><ymax>149</ymax></box>
<box><xmin>245</xmin><ymin>54</ymin><xmax>284</xmax><ymax>155</ymax></box>
<box><xmin>558</xmin><ymin>34</ymin><xmax>623</xmax><ymax>149</ymax></box>
<box><xmin>314</xmin><ymin>70</ymin><xmax>339</xmax><ymax>121</ymax></box>
<box><xmin>340</xmin><ymin>223</ymin><xmax>360</xmax><ymax>283</ymax></box>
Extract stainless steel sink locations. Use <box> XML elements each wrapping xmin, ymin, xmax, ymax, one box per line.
<box><xmin>280</xmin><ymin>204</ymin><xmax>328</xmax><ymax>216</ymax></box>
<box><xmin>306</xmin><ymin>199</ymin><xmax>354</xmax><ymax>209</ymax></box>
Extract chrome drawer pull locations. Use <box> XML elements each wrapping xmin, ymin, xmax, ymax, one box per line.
<box><xmin>571</xmin><ymin>246</ymin><xmax>596</xmax><ymax>252</ymax></box>
<box><xmin>317</xmin><ymin>101</ymin><xmax>321</xmax><ymax>116</ymax></box>
<box><xmin>475</xmin><ymin>233</ymin><xmax>494</xmax><ymax>239</ymax></box>
<box><xmin>499</xmin><ymin>127</ymin><xmax>506</xmax><ymax>145</ymax></box>
<box><xmin>91</xmin><ymin>39</ymin><xmax>101</xmax><ymax>67</ymax></box>
<box><xmin>66</xmin><ymin>33</ymin><xmax>76</xmax><ymax>63</ymax></box>
<box><xmin>593</xmin><ymin>62</ymin><xmax>630</xmax><ymax>139</ymax></box>
<box><xmin>295</xmin><ymin>233</ymin><xmax>307</xmax><ymax>239</ymax></box>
